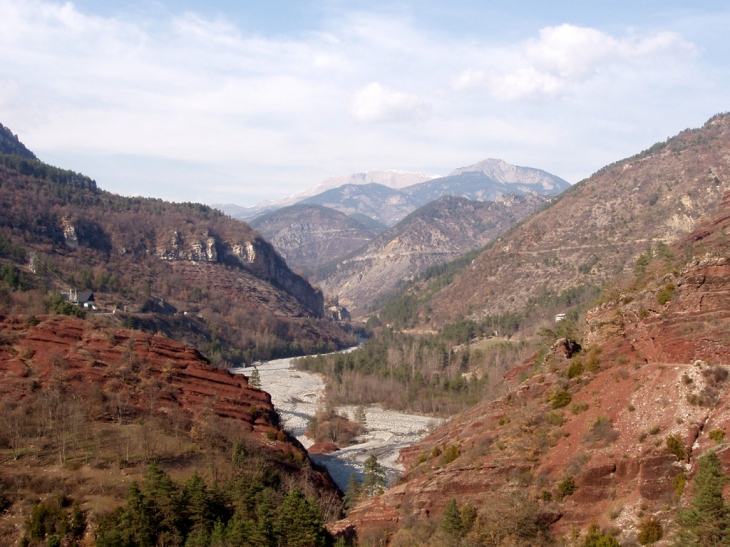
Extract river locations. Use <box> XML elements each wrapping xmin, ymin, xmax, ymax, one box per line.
<box><xmin>233</xmin><ymin>355</ymin><xmax>441</xmax><ymax>490</ymax></box>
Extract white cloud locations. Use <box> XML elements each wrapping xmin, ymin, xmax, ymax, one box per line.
<box><xmin>351</xmin><ymin>82</ymin><xmax>431</xmax><ymax>124</ymax></box>
<box><xmin>455</xmin><ymin>24</ymin><xmax>698</xmax><ymax>101</ymax></box>
<box><xmin>0</xmin><ymin>1</ymin><xmax>722</xmax><ymax>205</ymax></box>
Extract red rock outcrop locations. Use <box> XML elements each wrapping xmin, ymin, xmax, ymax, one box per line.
<box><xmin>332</xmin><ymin>194</ymin><xmax>730</xmax><ymax>544</ymax></box>
<box><xmin>0</xmin><ymin>314</ymin><xmax>279</xmax><ymax>430</ymax></box>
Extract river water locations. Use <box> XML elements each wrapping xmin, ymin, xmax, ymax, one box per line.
<box><xmin>233</xmin><ymin>356</ymin><xmax>441</xmax><ymax>490</ymax></box>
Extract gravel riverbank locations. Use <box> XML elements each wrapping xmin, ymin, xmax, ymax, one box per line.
<box><xmin>233</xmin><ymin>356</ymin><xmax>441</xmax><ymax>489</ymax></box>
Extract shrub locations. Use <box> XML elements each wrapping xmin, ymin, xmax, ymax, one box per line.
<box><xmin>571</xmin><ymin>402</ymin><xmax>588</xmax><ymax>414</ymax></box>
<box><xmin>550</xmin><ymin>390</ymin><xmax>572</xmax><ymax>409</ymax></box>
<box><xmin>666</xmin><ymin>435</ymin><xmax>685</xmax><ymax>459</ymax></box>
<box><xmin>709</xmin><ymin>429</ymin><xmax>726</xmax><ymax>443</ymax></box>
<box><xmin>541</xmin><ymin>490</ymin><xmax>552</xmax><ymax>502</ymax></box>
<box><xmin>567</xmin><ymin>359</ymin><xmax>584</xmax><ymax>379</ymax></box>
<box><xmin>585</xmin><ymin>352</ymin><xmax>601</xmax><ymax>372</ymax></box>
<box><xmin>584</xmin><ymin>416</ymin><xmax>619</xmax><ymax>445</ymax></box>
<box><xmin>583</xmin><ymin>523</ymin><xmax>620</xmax><ymax>547</ymax></box>
<box><xmin>657</xmin><ymin>283</ymin><xmax>675</xmax><ymax>305</ymax></box>
<box><xmin>637</xmin><ymin>517</ymin><xmax>663</xmax><ymax>544</ymax></box>
<box><xmin>545</xmin><ymin>411</ymin><xmax>565</xmax><ymax>426</ymax></box>
<box><xmin>558</xmin><ymin>476</ymin><xmax>577</xmax><ymax>497</ymax></box>
<box><xmin>440</xmin><ymin>445</ymin><xmax>460</xmax><ymax>465</ymax></box>
<box><xmin>674</xmin><ymin>473</ymin><xmax>686</xmax><ymax>497</ymax></box>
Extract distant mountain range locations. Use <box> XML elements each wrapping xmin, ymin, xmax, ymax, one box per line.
<box><xmin>216</xmin><ymin>159</ymin><xmax>570</xmax><ymax>226</ymax></box>
<box><xmin>216</xmin><ymin>170</ymin><xmax>438</xmax><ymax>221</ymax></box>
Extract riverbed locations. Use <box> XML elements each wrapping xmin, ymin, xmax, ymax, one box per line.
<box><xmin>233</xmin><ymin>356</ymin><xmax>441</xmax><ymax>490</ymax></box>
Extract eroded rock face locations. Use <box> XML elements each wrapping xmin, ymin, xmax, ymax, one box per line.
<box><xmin>0</xmin><ymin>314</ymin><xmax>275</xmax><ymax>427</ymax></box>
<box><xmin>157</xmin><ymin>231</ymin><xmax>218</xmax><ymax>263</ymax></box>
<box><xmin>156</xmin><ymin>230</ymin><xmax>324</xmax><ymax>317</ymax></box>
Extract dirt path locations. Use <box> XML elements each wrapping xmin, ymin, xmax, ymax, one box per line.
<box><xmin>233</xmin><ymin>356</ymin><xmax>441</xmax><ymax>490</ymax></box>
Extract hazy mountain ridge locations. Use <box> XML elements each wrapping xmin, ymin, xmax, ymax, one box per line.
<box><xmin>314</xmin><ymin>193</ymin><xmax>549</xmax><ymax>316</ymax></box>
<box><xmin>249</xmin><ymin>204</ymin><xmax>382</xmax><ymax>273</ymax></box>
<box><xmin>217</xmin><ymin>160</ymin><xmax>569</xmax><ymax>226</ymax></box>
<box><xmin>216</xmin><ymin>170</ymin><xmax>438</xmax><ymax>221</ymax></box>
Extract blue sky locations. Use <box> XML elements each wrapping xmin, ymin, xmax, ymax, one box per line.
<box><xmin>1</xmin><ymin>0</ymin><xmax>729</xmax><ymax>206</ymax></box>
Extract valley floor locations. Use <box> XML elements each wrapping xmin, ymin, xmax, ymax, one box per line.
<box><xmin>234</xmin><ymin>356</ymin><xmax>442</xmax><ymax>489</ymax></box>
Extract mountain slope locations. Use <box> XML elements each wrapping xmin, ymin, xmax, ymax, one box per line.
<box><xmin>301</xmin><ymin>183</ymin><xmax>416</xmax><ymax>227</ymax></box>
<box><xmin>390</xmin><ymin>114</ymin><xmax>730</xmax><ymax>327</ymax></box>
<box><xmin>333</xmin><ymin>191</ymin><xmax>730</xmax><ymax>544</ymax></box>
<box><xmin>0</xmin><ymin>128</ymin><xmax>354</xmax><ymax>365</ymax></box>
<box><xmin>249</xmin><ymin>204</ymin><xmax>382</xmax><ymax>273</ymax></box>
<box><xmin>315</xmin><ymin>193</ymin><xmax>548</xmax><ymax>317</ymax></box>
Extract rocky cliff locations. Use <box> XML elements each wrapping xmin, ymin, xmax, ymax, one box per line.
<box><xmin>249</xmin><ymin>204</ymin><xmax>381</xmax><ymax>273</ymax></box>
<box><xmin>332</xmin><ymin>191</ymin><xmax>730</xmax><ymax>545</ymax></box>
<box><xmin>315</xmin><ymin>193</ymin><xmax>548</xmax><ymax>317</ymax></box>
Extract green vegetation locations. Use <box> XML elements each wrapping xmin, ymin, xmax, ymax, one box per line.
<box><xmin>295</xmin><ymin>328</ymin><xmax>534</xmax><ymax>415</ymax></box>
<box><xmin>549</xmin><ymin>390</ymin><xmax>572</xmax><ymax>409</ymax></box>
<box><xmin>0</xmin><ymin>263</ymin><xmax>30</xmax><ymax>291</ymax></box>
<box><xmin>675</xmin><ymin>451</ymin><xmax>730</xmax><ymax>545</ymax></box>
<box><xmin>95</xmin><ymin>464</ymin><xmax>332</xmax><ymax>547</ymax></box>
<box><xmin>582</xmin><ymin>523</ymin><xmax>620</xmax><ymax>547</ymax></box>
<box><xmin>0</xmin><ymin>232</ymin><xmax>26</xmax><ymax>260</ymax></box>
<box><xmin>657</xmin><ymin>283</ymin><xmax>675</xmax><ymax>305</ymax></box>
<box><xmin>709</xmin><ymin>429</ymin><xmax>726</xmax><ymax>443</ymax></box>
<box><xmin>666</xmin><ymin>434</ymin><xmax>685</xmax><ymax>459</ymax></box>
<box><xmin>22</xmin><ymin>495</ymin><xmax>86</xmax><ymax>547</ymax></box>
<box><xmin>637</xmin><ymin>518</ymin><xmax>663</xmax><ymax>544</ymax></box>
<box><xmin>361</xmin><ymin>454</ymin><xmax>386</xmax><ymax>498</ymax></box>
<box><xmin>45</xmin><ymin>293</ymin><xmax>86</xmax><ymax>319</ymax></box>
<box><xmin>558</xmin><ymin>476</ymin><xmax>577</xmax><ymax>497</ymax></box>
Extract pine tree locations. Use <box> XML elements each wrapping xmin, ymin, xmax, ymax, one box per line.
<box><xmin>142</xmin><ymin>462</ymin><xmax>184</xmax><ymax>545</ymax></box>
<box><xmin>362</xmin><ymin>454</ymin><xmax>386</xmax><ymax>498</ymax></box>
<box><xmin>440</xmin><ymin>498</ymin><xmax>464</xmax><ymax>538</ymax></box>
<box><xmin>184</xmin><ymin>472</ymin><xmax>213</xmax><ymax>535</ymax></box>
<box><xmin>275</xmin><ymin>488</ymin><xmax>328</xmax><ymax>547</ymax></box>
<box><xmin>354</xmin><ymin>406</ymin><xmax>367</xmax><ymax>428</ymax></box>
<box><xmin>675</xmin><ymin>451</ymin><xmax>730</xmax><ymax>546</ymax></box>
<box><xmin>250</xmin><ymin>367</ymin><xmax>262</xmax><ymax>388</ymax></box>
<box><xmin>344</xmin><ymin>473</ymin><xmax>362</xmax><ymax>511</ymax></box>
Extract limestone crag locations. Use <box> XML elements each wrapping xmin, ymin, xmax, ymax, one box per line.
<box><xmin>153</xmin><ymin>229</ymin><xmax>324</xmax><ymax>317</ymax></box>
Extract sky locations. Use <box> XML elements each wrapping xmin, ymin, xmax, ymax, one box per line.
<box><xmin>1</xmin><ymin>1</ymin><xmax>729</xmax><ymax>206</ymax></box>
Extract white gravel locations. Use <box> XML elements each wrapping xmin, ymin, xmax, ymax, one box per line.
<box><xmin>233</xmin><ymin>354</ymin><xmax>442</xmax><ymax>490</ymax></box>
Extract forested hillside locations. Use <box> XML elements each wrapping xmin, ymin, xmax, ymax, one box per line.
<box><xmin>0</xmin><ymin>142</ymin><xmax>355</xmax><ymax>365</ymax></box>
